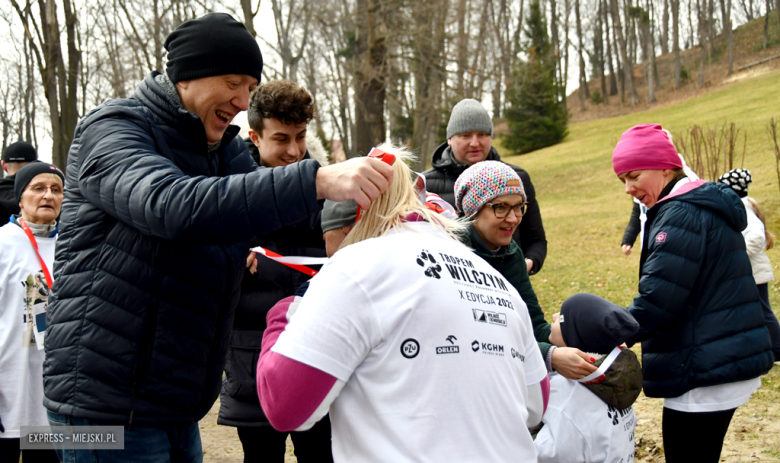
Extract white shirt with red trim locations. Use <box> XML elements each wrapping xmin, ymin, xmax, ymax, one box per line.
<box><xmin>273</xmin><ymin>221</ymin><xmax>547</xmax><ymax>462</ymax></box>
<box><xmin>0</xmin><ymin>222</ymin><xmax>56</xmax><ymax>437</ymax></box>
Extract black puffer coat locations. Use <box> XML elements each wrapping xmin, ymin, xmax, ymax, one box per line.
<box><xmin>627</xmin><ymin>180</ymin><xmax>773</xmax><ymax>398</ymax></box>
<box><xmin>218</xmin><ymin>137</ymin><xmax>327</xmax><ymax>427</ymax></box>
<box><xmin>422</xmin><ymin>142</ymin><xmax>547</xmax><ymax>274</ymax></box>
<box><xmin>43</xmin><ymin>72</ymin><xmax>323</xmax><ymax>426</ymax></box>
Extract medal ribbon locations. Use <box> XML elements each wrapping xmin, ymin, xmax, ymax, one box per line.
<box><xmin>251</xmin><ymin>246</ymin><xmax>326</xmax><ymax>277</ymax></box>
<box><xmin>19</xmin><ymin>218</ymin><xmax>53</xmax><ymax>288</ymax></box>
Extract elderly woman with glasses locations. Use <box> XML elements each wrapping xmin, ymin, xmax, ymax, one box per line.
<box><xmin>454</xmin><ymin>161</ymin><xmax>599</xmax><ymax>381</ymax></box>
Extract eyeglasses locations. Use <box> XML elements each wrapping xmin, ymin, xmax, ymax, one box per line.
<box><xmin>485</xmin><ymin>202</ymin><xmax>526</xmax><ymax>219</ymax></box>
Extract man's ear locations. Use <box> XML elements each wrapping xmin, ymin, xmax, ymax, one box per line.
<box><xmin>248</xmin><ymin>129</ymin><xmax>262</xmax><ymax>148</ymax></box>
<box><xmin>176</xmin><ymin>80</ymin><xmax>189</xmax><ymax>90</ymax></box>
<box><xmin>447</xmin><ymin>138</ymin><xmax>453</xmax><ymax>147</ymax></box>
<box><xmin>1</xmin><ymin>161</ymin><xmax>7</xmax><ymax>174</ymax></box>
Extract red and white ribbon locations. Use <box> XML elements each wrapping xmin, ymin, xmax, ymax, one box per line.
<box><xmin>251</xmin><ymin>246</ymin><xmax>329</xmax><ymax>277</ymax></box>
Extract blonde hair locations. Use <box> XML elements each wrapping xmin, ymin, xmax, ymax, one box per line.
<box><xmin>340</xmin><ymin>143</ymin><xmax>468</xmax><ymax>250</ymax></box>
<box><xmin>747</xmin><ymin>197</ymin><xmax>774</xmax><ymax>250</ymax></box>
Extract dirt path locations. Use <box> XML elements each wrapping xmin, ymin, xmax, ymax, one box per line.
<box><xmin>200</xmin><ymin>366</ymin><xmax>780</xmax><ymax>462</ymax></box>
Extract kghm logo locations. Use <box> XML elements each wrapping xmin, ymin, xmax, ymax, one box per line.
<box><xmin>472</xmin><ymin>340</ymin><xmax>504</xmax><ymax>356</ymax></box>
<box><xmin>400</xmin><ymin>338</ymin><xmax>420</xmax><ymax>359</ymax></box>
<box><xmin>510</xmin><ymin>348</ymin><xmax>525</xmax><ymax>362</ymax></box>
<box><xmin>416</xmin><ymin>250</ymin><xmax>442</xmax><ymax>279</ymax></box>
<box><xmin>436</xmin><ymin>335</ymin><xmax>460</xmax><ymax>355</ymax></box>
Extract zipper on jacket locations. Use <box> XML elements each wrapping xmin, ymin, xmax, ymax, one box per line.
<box><xmin>129</xmin><ymin>299</ymin><xmax>160</xmax><ymax>424</ymax></box>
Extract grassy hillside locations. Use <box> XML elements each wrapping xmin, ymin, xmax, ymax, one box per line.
<box><xmin>501</xmin><ymin>67</ymin><xmax>780</xmax><ymax>312</ymax></box>
<box><xmin>498</xmin><ymin>69</ymin><xmax>780</xmax><ymax>459</ymax></box>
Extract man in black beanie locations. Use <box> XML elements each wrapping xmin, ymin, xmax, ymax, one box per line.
<box><xmin>1</xmin><ymin>141</ymin><xmax>38</xmax><ymax>223</ymax></box>
<box><xmin>43</xmin><ymin>12</ymin><xmax>393</xmax><ymax>462</ymax></box>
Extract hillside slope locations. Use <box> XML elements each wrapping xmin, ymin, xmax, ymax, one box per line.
<box><xmin>567</xmin><ymin>14</ymin><xmax>780</xmax><ymax>124</ymax></box>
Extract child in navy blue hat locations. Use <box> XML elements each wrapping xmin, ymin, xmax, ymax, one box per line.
<box><xmin>536</xmin><ymin>293</ymin><xmax>642</xmax><ymax>463</ymax></box>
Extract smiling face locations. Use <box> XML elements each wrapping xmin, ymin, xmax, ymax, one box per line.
<box><xmin>472</xmin><ymin>194</ymin><xmax>524</xmax><ymax>249</ymax></box>
<box><xmin>18</xmin><ymin>173</ymin><xmax>63</xmax><ymax>225</ymax></box>
<box><xmin>448</xmin><ymin>131</ymin><xmax>492</xmax><ymax>166</ymax></box>
<box><xmin>249</xmin><ymin>118</ymin><xmax>307</xmax><ymax>167</ymax></box>
<box><xmin>176</xmin><ymin>74</ymin><xmax>258</xmax><ymax>145</ymax></box>
<box><xmin>618</xmin><ymin>169</ymin><xmax>672</xmax><ymax>208</ymax></box>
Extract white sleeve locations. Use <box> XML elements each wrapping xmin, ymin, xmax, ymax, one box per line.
<box><xmin>742</xmin><ymin>206</ymin><xmax>766</xmax><ymax>260</ymax></box>
<box><xmin>272</xmin><ymin>266</ymin><xmax>383</xmax><ymax>381</ymax></box>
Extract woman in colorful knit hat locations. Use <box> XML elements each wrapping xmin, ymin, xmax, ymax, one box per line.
<box><xmin>718</xmin><ymin>168</ymin><xmax>780</xmax><ymax>363</ymax></box>
<box><xmin>454</xmin><ymin>161</ymin><xmax>600</xmax><ymax>381</ymax></box>
<box><xmin>612</xmin><ymin>124</ymin><xmax>773</xmax><ymax>462</ymax></box>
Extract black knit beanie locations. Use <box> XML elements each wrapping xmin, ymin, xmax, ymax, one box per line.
<box><xmin>559</xmin><ymin>293</ymin><xmax>639</xmax><ymax>354</ymax></box>
<box><xmin>14</xmin><ymin>161</ymin><xmax>65</xmax><ymax>204</ymax></box>
<box><xmin>165</xmin><ymin>13</ymin><xmax>263</xmax><ymax>83</ymax></box>
<box><xmin>3</xmin><ymin>141</ymin><xmax>37</xmax><ymax>162</ymax></box>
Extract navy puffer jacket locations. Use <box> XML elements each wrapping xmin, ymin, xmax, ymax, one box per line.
<box><xmin>627</xmin><ymin>180</ymin><xmax>773</xmax><ymax>398</ymax></box>
<box><xmin>43</xmin><ymin>72</ymin><xmax>322</xmax><ymax>426</ymax></box>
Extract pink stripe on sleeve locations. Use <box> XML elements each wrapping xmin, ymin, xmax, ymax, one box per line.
<box><xmin>540</xmin><ymin>374</ymin><xmax>550</xmax><ymax>414</ymax></box>
<box><xmin>257</xmin><ymin>296</ymin><xmax>338</xmax><ymax>431</ymax></box>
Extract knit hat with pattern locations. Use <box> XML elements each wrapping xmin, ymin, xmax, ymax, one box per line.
<box><xmin>718</xmin><ymin>168</ymin><xmax>752</xmax><ymax>198</ymax></box>
<box><xmin>454</xmin><ymin>161</ymin><xmax>526</xmax><ymax>219</ymax></box>
<box><xmin>447</xmin><ymin>99</ymin><xmax>493</xmax><ymax>139</ymax></box>
<box><xmin>165</xmin><ymin>13</ymin><xmax>263</xmax><ymax>84</ymax></box>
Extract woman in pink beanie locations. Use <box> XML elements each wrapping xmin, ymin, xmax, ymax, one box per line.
<box><xmin>611</xmin><ymin>124</ymin><xmax>773</xmax><ymax>462</ymax></box>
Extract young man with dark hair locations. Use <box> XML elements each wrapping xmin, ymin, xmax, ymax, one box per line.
<box><xmin>218</xmin><ymin>80</ymin><xmax>333</xmax><ymax>463</ymax></box>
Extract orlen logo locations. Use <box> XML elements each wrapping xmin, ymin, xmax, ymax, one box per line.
<box><xmin>510</xmin><ymin>348</ymin><xmax>525</xmax><ymax>362</ymax></box>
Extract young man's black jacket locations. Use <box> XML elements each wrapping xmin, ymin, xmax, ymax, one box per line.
<box><xmin>422</xmin><ymin>141</ymin><xmax>547</xmax><ymax>274</ymax></box>
<box><xmin>218</xmin><ymin>138</ymin><xmax>327</xmax><ymax>427</ymax></box>
<box><xmin>43</xmin><ymin>72</ymin><xmax>323</xmax><ymax>426</ymax></box>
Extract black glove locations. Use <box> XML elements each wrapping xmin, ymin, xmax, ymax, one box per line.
<box><xmin>0</xmin><ymin>414</ymin><xmax>5</xmax><ymax>433</ymax></box>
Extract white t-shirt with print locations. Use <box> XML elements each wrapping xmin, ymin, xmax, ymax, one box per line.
<box><xmin>273</xmin><ymin>221</ymin><xmax>547</xmax><ymax>463</ymax></box>
<box><xmin>535</xmin><ymin>373</ymin><xmax>636</xmax><ymax>463</ymax></box>
<box><xmin>0</xmin><ymin>222</ymin><xmax>56</xmax><ymax>437</ymax></box>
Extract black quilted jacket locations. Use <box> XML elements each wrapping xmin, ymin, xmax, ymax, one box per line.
<box><xmin>43</xmin><ymin>72</ymin><xmax>322</xmax><ymax>426</ymax></box>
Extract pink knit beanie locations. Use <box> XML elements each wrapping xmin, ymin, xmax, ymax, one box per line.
<box><xmin>454</xmin><ymin>161</ymin><xmax>526</xmax><ymax>219</ymax></box>
<box><xmin>612</xmin><ymin>124</ymin><xmax>682</xmax><ymax>176</ymax></box>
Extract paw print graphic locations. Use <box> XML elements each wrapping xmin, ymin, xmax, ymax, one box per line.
<box><xmin>607</xmin><ymin>405</ymin><xmax>619</xmax><ymax>425</ymax></box>
<box><xmin>416</xmin><ymin>250</ymin><xmax>442</xmax><ymax>279</ymax></box>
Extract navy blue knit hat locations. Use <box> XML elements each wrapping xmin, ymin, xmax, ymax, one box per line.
<box><xmin>165</xmin><ymin>13</ymin><xmax>263</xmax><ymax>83</ymax></box>
<box><xmin>559</xmin><ymin>293</ymin><xmax>639</xmax><ymax>354</ymax></box>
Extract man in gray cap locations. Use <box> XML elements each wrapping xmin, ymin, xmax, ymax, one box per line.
<box><xmin>423</xmin><ymin>98</ymin><xmax>547</xmax><ymax>274</ymax></box>
<box><xmin>0</xmin><ymin>141</ymin><xmax>38</xmax><ymax>222</ymax></box>
<box><xmin>42</xmin><ymin>13</ymin><xmax>392</xmax><ymax>461</ymax></box>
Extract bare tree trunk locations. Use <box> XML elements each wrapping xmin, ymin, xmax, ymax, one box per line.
<box><xmin>562</xmin><ymin>0</ymin><xmax>571</xmax><ymax>112</ymax></box>
<box><xmin>455</xmin><ymin>0</ymin><xmax>469</xmax><ymax>100</ymax></box>
<box><xmin>672</xmin><ymin>0</ymin><xmax>681</xmax><ymax>88</ymax></box>
<box><xmin>610</xmin><ymin>0</ymin><xmax>637</xmax><ymax>104</ymax></box>
<box><xmin>576</xmin><ymin>0</ymin><xmax>588</xmax><ymax>111</ymax></box>
<box><xmin>604</xmin><ymin>0</ymin><xmax>619</xmax><ymax>95</ymax></box>
<box><xmin>764</xmin><ymin>0</ymin><xmax>770</xmax><ymax>49</ymax></box>
<box><xmin>697</xmin><ymin>0</ymin><xmax>706</xmax><ymax>87</ymax></box>
<box><xmin>727</xmin><ymin>0</ymin><xmax>734</xmax><ymax>74</ymax></box>
<box><xmin>550</xmin><ymin>0</ymin><xmax>563</xmax><ymax>104</ymax></box>
<box><xmin>662</xmin><ymin>0</ymin><xmax>670</xmax><ymax>54</ymax></box>
<box><xmin>646</xmin><ymin>2</ymin><xmax>656</xmax><ymax>102</ymax></box>
<box><xmin>240</xmin><ymin>0</ymin><xmax>260</xmax><ymax>36</ymax></box>
<box><xmin>353</xmin><ymin>0</ymin><xmax>387</xmax><ymax>156</ymax></box>
<box><xmin>596</xmin><ymin>0</ymin><xmax>609</xmax><ymax>102</ymax></box>
<box><xmin>411</xmin><ymin>0</ymin><xmax>447</xmax><ymax>171</ymax></box>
